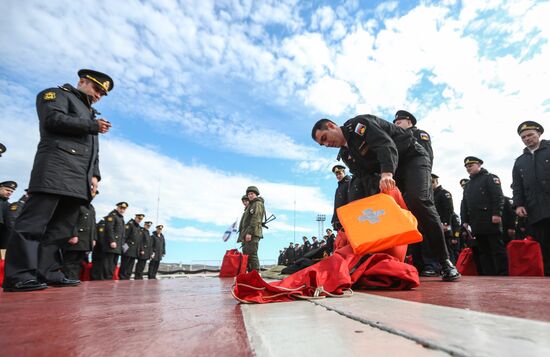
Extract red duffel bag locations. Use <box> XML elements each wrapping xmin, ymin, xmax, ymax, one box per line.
<box><xmin>507</xmin><ymin>237</ymin><xmax>544</xmax><ymax>276</ymax></box>
<box><xmin>0</xmin><ymin>259</ymin><xmax>4</xmax><ymax>286</ymax></box>
<box><xmin>220</xmin><ymin>249</ymin><xmax>249</xmax><ymax>277</ymax></box>
<box><xmin>456</xmin><ymin>248</ymin><xmax>478</xmax><ymax>276</ymax></box>
<box><xmin>113</xmin><ymin>266</ymin><xmax>120</xmax><ymax>280</ymax></box>
<box><xmin>80</xmin><ymin>262</ymin><xmax>93</xmax><ymax>281</ymax></box>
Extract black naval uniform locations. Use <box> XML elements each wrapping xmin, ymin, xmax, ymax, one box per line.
<box><xmin>62</xmin><ymin>204</ymin><xmax>97</xmax><ymax>280</ymax></box>
<box><xmin>101</xmin><ymin>210</ymin><xmax>125</xmax><ymax>279</ymax></box>
<box><xmin>6</xmin><ymin>194</ymin><xmax>29</xmax><ymax>229</ymax></box>
<box><xmin>148</xmin><ymin>231</ymin><xmax>165</xmax><ymax>279</ymax></box>
<box><xmin>3</xmin><ymin>84</ymin><xmax>101</xmax><ymax>288</ymax></box>
<box><xmin>338</xmin><ymin>115</ymin><xmax>455</xmax><ymax>278</ymax></box>
<box><xmin>331</xmin><ymin>175</ymin><xmax>351</xmax><ymax>230</ymax></box>
<box><xmin>0</xmin><ymin>196</ymin><xmax>10</xmax><ymax>249</ymax></box>
<box><xmin>90</xmin><ymin>219</ymin><xmax>106</xmax><ymax>280</ymax></box>
<box><xmin>409</xmin><ymin>127</ymin><xmax>434</xmax><ymax>167</ymax></box>
<box><xmin>434</xmin><ymin>185</ymin><xmax>458</xmax><ymax>263</ymax></box>
<box><xmin>461</xmin><ymin>168</ymin><xmax>508</xmax><ymax>275</ymax></box>
<box><xmin>134</xmin><ymin>227</ymin><xmax>153</xmax><ymax>279</ymax></box>
<box><xmin>512</xmin><ymin>139</ymin><xmax>550</xmax><ymax>275</ymax></box>
<box><xmin>119</xmin><ymin>218</ymin><xmax>143</xmax><ymax>279</ymax></box>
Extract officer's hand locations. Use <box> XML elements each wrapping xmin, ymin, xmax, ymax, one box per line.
<box><xmin>507</xmin><ymin>229</ymin><xmax>515</xmax><ymax>238</ymax></box>
<box><xmin>151</xmin><ymin>253</ymin><xmax>155</xmax><ymax>258</ymax></box>
<box><xmin>93</xmin><ymin>240</ymin><xmax>96</xmax><ymax>248</ymax></box>
<box><xmin>516</xmin><ymin>206</ymin><xmax>528</xmax><ymax>217</ymax></box>
<box><xmin>91</xmin><ymin>176</ymin><xmax>99</xmax><ymax>195</ymax></box>
<box><xmin>379</xmin><ymin>172</ymin><xmax>396</xmax><ymax>193</ymax></box>
<box><xmin>462</xmin><ymin>223</ymin><xmax>470</xmax><ymax>229</ymax></box>
<box><xmin>140</xmin><ymin>250</ymin><xmax>144</xmax><ymax>255</ymax></box>
<box><xmin>451</xmin><ymin>239</ymin><xmax>458</xmax><ymax>244</ymax></box>
<box><xmin>97</xmin><ymin>119</ymin><xmax>112</xmax><ymax>134</ymax></box>
<box><xmin>110</xmin><ymin>242</ymin><xmax>117</xmax><ymax>249</ymax></box>
<box><xmin>68</xmin><ymin>236</ymin><xmax>78</xmax><ymax>245</ymax></box>
<box><xmin>245</xmin><ymin>234</ymin><xmax>252</xmax><ymax>242</ymax></box>
<box><xmin>491</xmin><ymin>215</ymin><xmax>502</xmax><ymax>224</ymax></box>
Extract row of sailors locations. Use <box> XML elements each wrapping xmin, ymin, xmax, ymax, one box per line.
<box><xmin>0</xmin><ymin>187</ymin><xmax>166</xmax><ymax>281</ymax></box>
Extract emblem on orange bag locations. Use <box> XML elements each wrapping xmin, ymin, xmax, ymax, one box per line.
<box><xmin>358</xmin><ymin>209</ymin><xmax>385</xmax><ymax>223</ymax></box>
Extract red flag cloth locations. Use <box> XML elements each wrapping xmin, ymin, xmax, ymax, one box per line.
<box><xmin>113</xmin><ymin>266</ymin><xmax>120</xmax><ymax>280</ymax></box>
<box><xmin>220</xmin><ymin>249</ymin><xmax>249</xmax><ymax>277</ymax></box>
<box><xmin>80</xmin><ymin>262</ymin><xmax>92</xmax><ymax>281</ymax></box>
<box><xmin>231</xmin><ymin>245</ymin><xmax>419</xmax><ymax>304</ymax></box>
<box><xmin>456</xmin><ymin>248</ymin><xmax>478</xmax><ymax>276</ymax></box>
<box><xmin>0</xmin><ymin>259</ymin><xmax>4</xmax><ymax>286</ymax></box>
<box><xmin>507</xmin><ymin>237</ymin><xmax>544</xmax><ymax>276</ymax></box>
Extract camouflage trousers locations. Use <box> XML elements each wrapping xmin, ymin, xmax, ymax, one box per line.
<box><xmin>242</xmin><ymin>236</ymin><xmax>260</xmax><ymax>271</ymax></box>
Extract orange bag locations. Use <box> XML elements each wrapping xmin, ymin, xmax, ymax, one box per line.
<box><xmin>337</xmin><ymin>193</ymin><xmax>422</xmax><ymax>255</ymax></box>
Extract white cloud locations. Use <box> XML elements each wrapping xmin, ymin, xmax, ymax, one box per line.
<box><xmin>301</xmin><ymin>76</ymin><xmax>358</xmax><ymax>116</ymax></box>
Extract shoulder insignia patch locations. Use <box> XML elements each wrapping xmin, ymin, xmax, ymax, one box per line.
<box><xmin>249</xmin><ymin>208</ymin><xmax>254</xmax><ymax>214</ymax></box>
<box><xmin>445</xmin><ymin>192</ymin><xmax>451</xmax><ymax>198</ymax></box>
<box><xmin>419</xmin><ymin>132</ymin><xmax>430</xmax><ymax>141</ymax></box>
<box><xmin>9</xmin><ymin>204</ymin><xmax>18</xmax><ymax>211</ymax></box>
<box><xmin>107</xmin><ymin>217</ymin><xmax>113</xmax><ymax>222</ymax></box>
<box><xmin>99</xmin><ymin>227</ymin><xmax>104</xmax><ymax>232</ymax></box>
<box><xmin>43</xmin><ymin>91</ymin><xmax>56</xmax><ymax>100</ymax></box>
<box><xmin>125</xmin><ymin>225</ymin><xmax>130</xmax><ymax>229</ymax></box>
<box><xmin>493</xmin><ymin>177</ymin><xmax>501</xmax><ymax>185</ymax></box>
<box><xmin>354</xmin><ymin>123</ymin><xmax>366</xmax><ymax>136</ymax></box>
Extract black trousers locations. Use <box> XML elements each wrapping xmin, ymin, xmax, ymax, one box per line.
<box><xmin>101</xmin><ymin>253</ymin><xmax>119</xmax><ymax>280</ymax></box>
<box><xmin>148</xmin><ymin>260</ymin><xmax>160</xmax><ymax>279</ymax></box>
<box><xmin>90</xmin><ymin>247</ymin><xmax>104</xmax><ymax>280</ymax></box>
<box><xmin>119</xmin><ymin>255</ymin><xmax>136</xmax><ymax>280</ymax></box>
<box><xmin>474</xmin><ymin>233</ymin><xmax>508</xmax><ymax>276</ymax></box>
<box><xmin>134</xmin><ymin>259</ymin><xmax>148</xmax><ymax>279</ymax></box>
<box><xmin>62</xmin><ymin>250</ymin><xmax>87</xmax><ymax>280</ymax></box>
<box><xmin>396</xmin><ymin>155</ymin><xmax>450</xmax><ymax>264</ymax></box>
<box><xmin>3</xmin><ymin>193</ymin><xmax>83</xmax><ymax>287</ymax></box>
<box><xmin>531</xmin><ymin>218</ymin><xmax>550</xmax><ymax>276</ymax></box>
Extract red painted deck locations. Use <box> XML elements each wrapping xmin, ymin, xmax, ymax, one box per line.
<box><xmin>1</xmin><ymin>275</ymin><xmax>549</xmax><ymax>356</ymax></box>
<box><xmin>0</xmin><ymin>278</ymin><xmax>251</xmax><ymax>357</ymax></box>
<box><xmin>368</xmin><ymin>276</ymin><xmax>550</xmax><ymax>322</ymax></box>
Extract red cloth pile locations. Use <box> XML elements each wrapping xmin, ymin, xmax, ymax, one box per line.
<box><xmin>232</xmin><ymin>245</ymin><xmax>419</xmax><ymax>303</ymax></box>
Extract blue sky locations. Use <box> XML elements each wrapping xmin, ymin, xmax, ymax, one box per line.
<box><xmin>1</xmin><ymin>0</ymin><xmax>549</xmax><ymax>264</ymax></box>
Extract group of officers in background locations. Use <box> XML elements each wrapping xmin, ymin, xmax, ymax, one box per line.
<box><xmin>0</xmin><ymin>182</ymin><xmax>167</xmax><ymax>283</ymax></box>
<box><xmin>323</xmin><ymin>111</ymin><xmax>549</xmax><ymax>277</ymax></box>
<box><xmin>277</xmin><ymin>230</ymin><xmax>336</xmax><ymax>266</ymax></box>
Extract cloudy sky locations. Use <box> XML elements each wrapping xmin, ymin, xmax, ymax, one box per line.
<box><xmin>1</xmin><ymin>0</ymin><xmax>548</xmax><ymax>264</ymax></box>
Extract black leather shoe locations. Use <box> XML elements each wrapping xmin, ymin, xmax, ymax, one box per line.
<box><xmin>3</xmin><ymin>279</ymin><xmax>48</xmax><ymax>292</ymax></box>
<box><xmin>48</xmin><ymin>278</ymin><xmax>81</xmax><ymax>287</ymax></box>
<box><xmin>441</xmin><ymin>260</ymin><xmax>461</xmax><ymax>281</ymax></box>
<box><xmin>420</xmin><ymin>269</ymin><xmax>439</xmax><ymax>277</ymax></box>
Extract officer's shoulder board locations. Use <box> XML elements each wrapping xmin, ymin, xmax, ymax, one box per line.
<box><xmin>419</xmin><ymin>132</ymin><xmax>430</xmax><ymax>141</ymax></box>
<box><xmin>43</xmin><ymin>91</ymin><xmax>57</xmax><ymax>101</ymax></box>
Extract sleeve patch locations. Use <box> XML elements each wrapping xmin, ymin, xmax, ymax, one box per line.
<box><xmin>354</xmin><ymin>123</ymin><xmax>366</xmax><ymax>136</ymax></box>
<box><xmin>419</xmin><ymin>132</ymin><xmax>430</xmax><ymax>141</ymax></box>
<box><xmin>445</xmin><ymin>192</ymin><xmax>451</xmax><ymax>198</ymax></box>
<box><xmin>99</xmin><ymin>227</ymin><xmax>104</xmax><ymax>232</ymax></box>
<box><xmin>9</xmin><ymin>204</ymin><xmax>18</xmax><ymax>211</ymax></box>
<box><xmin>43</xmin><ymin>91</ymin><xmax>56</xmax><ymax>100</ymax></box>
<box><xmin>107</xmin><ymin>217</ymin><xmax>113</xmax><ymax>222</ymax></box>
<box><xmin>493</xmin><ymin>177</ymin><xmax>501</xmax><ymax>185</ymax></box>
